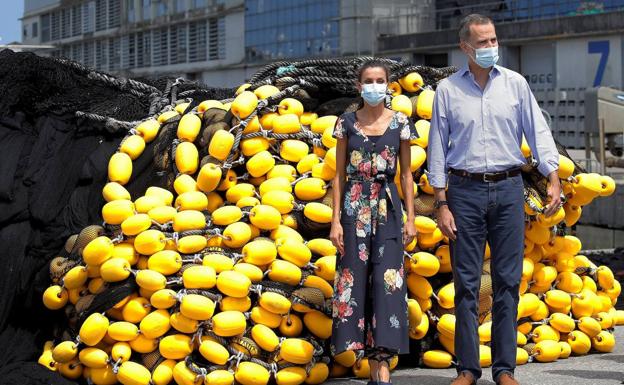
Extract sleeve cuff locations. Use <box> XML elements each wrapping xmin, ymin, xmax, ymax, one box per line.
<box><xmin>427</xmin><ymin>172</ymin><xmax>448</xmax><ymax>189</ymax></box>
<box><xmin>537</xmin><ymin>160</ymin><xmax>558</xmax><ymax>178</ymax></box>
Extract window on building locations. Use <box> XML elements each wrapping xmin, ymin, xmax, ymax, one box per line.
<box><xmin>83</xmin><ymin>2</ymin><xmax>95</xmax><ymax>33</ymax></box>
<box><xmin>127</xmin><ymin>0</ymin><xmax>135</xmax><ymax>22</ymax></box>
<box><xmin>32</xmin><ymin>22</ymin><xmax>38</xmax><ymax>38</ymax></box>
<box><xmin>136</xmin><ymin>31</ymin><xmax>151</xmax><ymax>67</ymax></box>
<box><xmin>126</xmin><ymin>34</ymin><xmax>136</xmax><ymax>68</ymax></box>
<box><xmin>108</xmin><ymin>0</ymin><xmax>121</xmax><ymax>28</ymax></box>
<box><xmin>71</xmin><ymin>6</ymin><xmax>81</xmax><ymax>36</ymax></box>
<box><xmin>156</xmin><ymin>0</ymin><xmax>168</xmax><ymax>17</ymax></box>
<box><xmin>61</xmin><ymin>8</ymin><xmax>70</xmax><ymax>39</ymax></box>
<box><xmin>208</xmin><ymin>17</ymin><xmax>225</xmax><ymax>61</ymax></box>
<box><xmin>136</xmin><ymin>33</ymin><xmax>144</xmax><ymax>67</ymax></box>
<box><xmin>169</xmin><ymin>26</ymin><xmax>178</xmax><ymax>62</ymax></box>
<box><xmin>23</xmin><ymin>27</ymin><xmax>28</xmax><ymax>38</ymax></box>
<box><xmin>193</xmin><ymin>0</ymin><xmax>207</xmax><ymax>9</ymax></box>
<box><xmin>41</xmin><ymin>14</ymin><xmax>50</xmax><ymax>42</ymax></box>
<box><xmin>143</xmin><ymin>0</ymin><xmax>152</xmax><ymax>20</ymax></box>
<box><xmin>152</xmin><ymin>28</ymin><xmax>168</xmax><ymax>66</ymax></box>
<box><xmin>61</xmin><ymin>45</ymin><xmax>71</xmax><ymax>59</ymax></box>
<box><xmin>175</xmin><ymin>0</ymin><xmax>186</xmax><ymax>13</ymax></box>
<box><xmin>96</xmin><ymin>39</ymin><xmax>108</xmax><ymax>70</ymax></box>
<box><xmin>83</xmin><ymin>41</ymin><xmax>94</xmax><ymax>67</ymax></box>
<box><xmin>188</xmin><ymin>20</ymin><xmax>206</xmax><ymax>62</ymax></box>
<box><xmin>50</xmin><ymin>11</ymin><xmax>60</xmax><ymax>41</ymax></box>
<box><xmin>71</xmin><ymin>43</ymin><xmax>83</xmax><ymax>62</ymax></box>
<box><xmin>95</xmin><ymin>0</ymin><xmax>107</xmax><ymax>31</ymax></box>
<box><xmin>245</xmin><ymin>0</ymin><xmax>340</xmax><ymax>62</ymax></box>
<box><xmin>109</xmin><ymin>37</ymin><xmax>121</xmax><ymax>70</ymax></box>
<box><xmin>423</xmin><ymin>53</ymin><xmax>448</xmax><ymax>68</ymax></box>
<box><xmin>121</xmin><ymin>34</ymin><xmax>129</xmax><ymax>68</ymax></box>
<box><xmin>170</xmin><ymin>24</ymin><xmax>187</xmax><ymax>64</ymax></box>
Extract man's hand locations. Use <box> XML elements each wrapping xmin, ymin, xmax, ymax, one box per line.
<box><xmin>403</xmin><ymin>221</ymin><xmax>417</xmax><ymax>247</ymax></box>
<box><xmin>330</xmin><ymin>221</ymin><xmax>345</xmax><ymax>256</ymax></box>
<box><xmin>436</xmin><ymin>206</ymin><xmax>457</xmax><ymax>241</ymax></box>
<box><xmin>543</xmin><ymin>173</ymin><xmax>562</xmax><ymax>217</ymax></box>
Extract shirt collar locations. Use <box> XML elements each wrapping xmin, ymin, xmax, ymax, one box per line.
<box><xmin>460</xmin><ymin>63</ymin><xmax>501</xmax><ymax>79</ymax></box>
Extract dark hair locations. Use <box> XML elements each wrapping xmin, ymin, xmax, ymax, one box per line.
<box><xmin>357</xmin><ymin>59</ymin><xmax>391</xmax><ymax>83</ymax></box>
<box><xmin>459</xmin><ymin>14</ymin><xmax>493</xmax><ymax>41</ymax></box>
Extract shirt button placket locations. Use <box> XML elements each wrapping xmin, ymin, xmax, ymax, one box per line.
<box><xmin>482</xmin><ymin>95</ymin><xmax>488</xmax><ymax>171</ymax></box>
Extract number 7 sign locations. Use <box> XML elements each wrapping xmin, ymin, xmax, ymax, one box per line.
<box><xmin>588</xmin><ymin>40</ymin><xmax>610</xmax><ymax>87</ymax></box>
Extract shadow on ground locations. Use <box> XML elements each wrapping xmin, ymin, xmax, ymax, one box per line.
<box><xmin>326</xmin><ymin>375</ymin><xmax>496</xmax><ymax>385</ymax></box>
<box><xmin>595</xmin><ymin>354</ymin><xmax>624</xmax><ymax>364</ymax></box>
<box><xmin>546</xmin><ymin>370</ymin><xmax>623</xmax><ymax>382</ymax></box>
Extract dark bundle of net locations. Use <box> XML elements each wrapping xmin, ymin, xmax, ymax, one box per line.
<box><xmin>0</xmin><ymin>49</ymin><xmax>234</xmax><ymax>123</ymax></box>
<box><xmin>245</xmin><ymin>56</ymin><xmax>457</xmax><ymax>115</ymax></box>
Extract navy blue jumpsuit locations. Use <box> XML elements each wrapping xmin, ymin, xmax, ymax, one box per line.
<box><xmin>330</xmin><ymin>110</ymin><xmax>417</xmax><ymax>360</ymax></box>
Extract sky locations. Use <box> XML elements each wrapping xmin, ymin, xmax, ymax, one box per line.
<box><xmin>0</xmin><ymin>1</ymin><xmax>24</xmax><ymax>44</ymax></box>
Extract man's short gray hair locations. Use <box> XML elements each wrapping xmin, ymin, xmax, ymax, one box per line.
<box><xmin>459</xmin><ymin>14</ymin><xmax>493</xmax><ymax>41</ymax></box>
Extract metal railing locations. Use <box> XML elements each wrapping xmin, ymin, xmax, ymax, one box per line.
<box><xmin>375</xmin><ymin>0</ymin><xmax>624</xmax><ymax>36</ymax></box>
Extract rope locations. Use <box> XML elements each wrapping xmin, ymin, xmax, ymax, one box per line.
<box><xmin>250</xmin><ymin>357</ymin><xmax>272</xmax><ymax>370</ymax></box>
<box><xmin>54</xmin><ymin>57</ymin><xmax>160</xmax><ymax>95</ymax></box>
<box><xmin>171</xmin><ymin>139</ymin><xmax>180</xmax><ymax>176</ymax></box>
<box><xmin>223</xmin><ymin>112</ymin><xmax>257</xmax><ymax>170</ymax></box>
<box><xmin>248</xmin><ymin>61</ymin><xmax>291</xmax><ymax>84</ymax></box>
<box><xmin>240</xmin><ymin>129</ymin><xmax>320</xmax><ymax>142</ymax></box>
<box><xmin>75</xmin><ymin>111</ymin><xmax>141</xmax><ymax>133</ymax></box>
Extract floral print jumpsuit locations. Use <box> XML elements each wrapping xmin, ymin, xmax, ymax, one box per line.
<box><xmin>330</xmin><ymin>110</ymin><xmax>417</xmax><ymax>361</ymax></box>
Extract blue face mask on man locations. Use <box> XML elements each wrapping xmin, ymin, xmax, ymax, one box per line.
<box><xmin>467</xmin><ymin>44</ymin><xmax>499</xmax><ymax>69</ymax></box>
<box><xmin>361</xmin><ymin>83</ymin><xmax>387</xmax><ymax>106</ymax></box>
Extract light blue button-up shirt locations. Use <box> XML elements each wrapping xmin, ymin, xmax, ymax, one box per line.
<box><xmin>426</xmin><ymin>64</ymin><xmax>559</xmax><ymax>188</ymax></box>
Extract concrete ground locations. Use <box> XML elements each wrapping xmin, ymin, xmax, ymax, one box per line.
<box><xmin>326</xmin><ymin>326</ymin><xmax>624</xmax><ymax>385</ymax></box>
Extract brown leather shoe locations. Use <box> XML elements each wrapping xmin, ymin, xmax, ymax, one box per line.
<box><xmin>497</xmin><ymin>373</ymin><xmax>519</xmax><ymax>385</ymax></box>
<box><xmin>451</xmin><ymin>372</ymin><xmax>476</xmax><ymax>385</ymax></box>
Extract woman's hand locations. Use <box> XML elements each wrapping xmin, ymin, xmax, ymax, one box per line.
<box><xmin>330</xmin><ymin>221</ymin><xmax>345</xmax><ymax>256</ymax></box>
<box><xmin>403</xmin><ymin>221</ymin><xmax>417</xmax><ymax>247</ymax></box>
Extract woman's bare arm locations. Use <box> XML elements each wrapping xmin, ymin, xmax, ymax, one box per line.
<box><xmin>399</xmin><ymin>139</ymin><xmax>415</xmax><ymax>222</ymax></box>
<box><xmin>330</xmin><ymin>137</ymin><xmax>348</xmax><ymax>255</ymax></box>
<box><xmin>332</xmin><ymin>137</ymin><xmax>347</xmax><ymax>222</ymax></box>
<box><xmin>399</xmin><ymin>139</ymin><xmax>417</xmax><ymax>246</ymax></box>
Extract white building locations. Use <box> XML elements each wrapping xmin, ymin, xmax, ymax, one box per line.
<box><xmin>21</xmin><ymin>0</ymin><xmax>247</xmax><ymax>85</ymax></box>
<box><xmin>21</xmin><ymin>0</ymin><xmax>433</xmax><ymax>86</ymax></box>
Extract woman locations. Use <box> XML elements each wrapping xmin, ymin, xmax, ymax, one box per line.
<box><xmin>329</xmin><ymin>60</ymin><xmax>418</xmax><ymax>385</ymax></box>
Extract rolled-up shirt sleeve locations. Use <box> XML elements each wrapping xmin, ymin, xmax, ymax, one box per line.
<box><xmin>520</xmin><ymin>80</ymin><xmax>559</xmax><ymax>177</ymax></box>
<box><xmin>426</xmin><ymin>87</ymin><xmax>450</xmax><ymax>188</ymax></box>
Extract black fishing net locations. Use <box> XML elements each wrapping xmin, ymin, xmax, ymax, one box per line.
<box><xmin>0</xmin><ymin>49</ymin><xmax>237</xmax><ymax>385</ymax></box>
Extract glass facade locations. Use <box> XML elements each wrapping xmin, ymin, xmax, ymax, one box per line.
<box><xmin>245</xmin><ymin>0</ymin><xmax>340</xmax><ymax>62</ymax></box>
<box><xmin>175</xmin><ymin>0</ymin><xmax>187</xmax><ymax>13</ymax></box>
<box><xmin>142</xmin><ymin>0</ymin><xmax>151</xmax><ymax>20</ymax></box>
<box><xmin>435</xmin><ymin>0</ymin><xmax>624</xmax><ymax>30</ymax></box>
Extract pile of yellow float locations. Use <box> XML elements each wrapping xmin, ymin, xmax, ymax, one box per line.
<box><xmin>37</xmin><ymin>69</ymin><xmax>622</xmax><ymax>385</ymax></box>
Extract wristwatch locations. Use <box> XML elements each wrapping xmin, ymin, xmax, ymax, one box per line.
<box><xmin>434</xmin><ymin>200</ymin><xmax>448</xmax><ymax>209</ymax></box>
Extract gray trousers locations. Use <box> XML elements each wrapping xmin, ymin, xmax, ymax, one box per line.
<box><xmin>447</xmin><ymin>172</ymin><xmax>525</xmax><ymax>382</ymax></box>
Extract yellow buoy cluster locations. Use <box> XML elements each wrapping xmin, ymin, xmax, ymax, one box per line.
<box><xmin>413</xmin><ymin>167</ymin><xmax>620</xmax><ymax>367</ymax></box>
<box><xmin>39</xmin><ymin>67</ymin><xmax>621</xmax><ymax>385</ymax></box>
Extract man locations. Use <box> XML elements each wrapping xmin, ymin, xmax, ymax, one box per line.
<box><xmin>427</xmin><ymin>14</ymin><xmax>561</xmax><ymax>385</ymax></box>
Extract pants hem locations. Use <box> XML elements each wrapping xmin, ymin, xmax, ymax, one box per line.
<box><xmin>493</xmin><ymin>370</ymin><xmax>515</xmax><ymax>383</ymax></box>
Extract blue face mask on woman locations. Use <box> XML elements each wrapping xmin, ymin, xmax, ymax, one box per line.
<box><xmin>361</xmin><ymin>83</ymin><xmax>387</xmax><ymax>106</ymax></box>
<box><xmin>467</xmin><ymin>44</ymin><xmax>499</xmax><ymax>68</ymax></box>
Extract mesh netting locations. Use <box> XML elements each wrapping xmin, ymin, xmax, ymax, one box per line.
<box><xmin>0</xmin><ymin>49</ymin><xmax>234</xmax><ymax>125</ymax></box>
